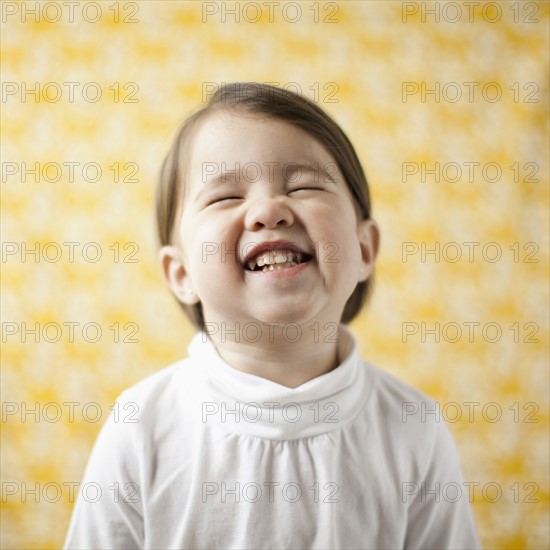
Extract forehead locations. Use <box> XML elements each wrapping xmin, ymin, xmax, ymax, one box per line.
<box><xmin>187</xmin><ymin>108</ymin><xmax>335</xmax><ymax>168</ymax></box>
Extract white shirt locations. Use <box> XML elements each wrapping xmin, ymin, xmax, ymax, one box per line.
<box><xmin>64</xmin><ymin>326</ymin><xmax>480</xmax><ymax>549</ymax></box>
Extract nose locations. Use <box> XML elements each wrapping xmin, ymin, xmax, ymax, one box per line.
<box><xmin>244</xmin><ymin>196</ymin><xmax>294</xmax><ymax>231</ymax></box>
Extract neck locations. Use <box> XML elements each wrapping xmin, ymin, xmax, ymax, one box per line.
<box><xmin>207</xmin><ymin>322</ymin><xmax>341</xmax><ymax>388</ymax></box>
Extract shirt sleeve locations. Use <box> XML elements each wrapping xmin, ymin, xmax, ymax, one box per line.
<box><xmin>64</xmin><ymin>393</ymin><xmax>144</xmax><ymax>549</ymax></box>
<box><xmin>404</xmin><ymin>419</ymin><xmax>481</xmax><ymax>550</ymax></box>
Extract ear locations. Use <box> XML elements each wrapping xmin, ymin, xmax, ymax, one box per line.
<box><xmin>159</xmin><ymin>245</ymin><xmax>200</xmax><ymax>305</ymax></box>
<box><xmin>357</xmin><ymin>218</ymin><xmax>380</xmax><ymax>282</ymax></box>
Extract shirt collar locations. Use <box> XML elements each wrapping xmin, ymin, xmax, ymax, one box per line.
<box><xmin>187</xmin><ymin>325</ymin><xmax>371</xmax><ymax>440</ymax></box>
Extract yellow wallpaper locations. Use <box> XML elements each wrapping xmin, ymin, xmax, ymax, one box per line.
<box><xmin>1</xmin><ymin>1</ymin><xmax>548</xmax><ymax>548</ymax></box>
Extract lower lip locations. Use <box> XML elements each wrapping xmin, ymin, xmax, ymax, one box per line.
<box><xmin>245</xmin><ymin>260</ymin><xmax>311</xmax><ymax>279</ymax></box>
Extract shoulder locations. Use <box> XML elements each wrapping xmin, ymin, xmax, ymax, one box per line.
<box><xmin>102</xmin><ymin>355</ymin><xmax>203</xmax><ymax>441</ymax></box>
<box><xmin>364</xmin><ymin>359</ymin><xmax>438</xmax><ymax>420</ymax></box>
<box><xmin>116</xmin><ymin>354</ymin><xmax>201</xmax><ymax>408</ymax></box>
<box><xmin>118</xmin><ymin>358</ymin><xmax>187</xmax><ymax>403</ymax></box>
<box><xmin>361</xmin><ymin>359</ymin><xmax>460</xmax><ymax>477</ymax></box>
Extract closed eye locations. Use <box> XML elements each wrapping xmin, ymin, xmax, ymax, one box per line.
<box><xmin>288</xmin><ymin>187</ymin><xmax>325</xmax><ymax>194</ymax></box>
<box><xmin>207</xmin><ymin>196</ymin><xmax>243</xmax><ymax>206</ymax></box>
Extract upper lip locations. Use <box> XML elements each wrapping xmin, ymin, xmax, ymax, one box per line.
<box><xmin>242</xmin><ymin>240</ymin><xmax>311</xmax><ymax>268</ymax></box>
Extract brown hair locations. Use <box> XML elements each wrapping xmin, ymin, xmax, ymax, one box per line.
<box><xmin>156</xmin><ymin>82</ymin><xmax>375</xmax><ymax>330</ymax></box>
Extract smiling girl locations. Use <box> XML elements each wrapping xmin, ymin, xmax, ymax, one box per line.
<box><xmin>65</xmin><ymin>82</ymin><xmax>480</xmax><ymax>549</ymax></box>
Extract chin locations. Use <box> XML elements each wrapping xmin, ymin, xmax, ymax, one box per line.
<box><xmin>252</xmin><ymin>305</ymin><xmax>320</xmax><ymax>327</ymax></box>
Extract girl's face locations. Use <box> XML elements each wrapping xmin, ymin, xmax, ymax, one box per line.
<box><xmin>162</xmin><ymin>109</ymin><xmax>378</xmax><ymax>330</ymax></box>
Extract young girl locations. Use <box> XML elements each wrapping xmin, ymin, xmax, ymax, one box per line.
<box><xmin>65</xmin><ymin>83</ymin><xmax>480</xmax><ymax>549</ymax></box>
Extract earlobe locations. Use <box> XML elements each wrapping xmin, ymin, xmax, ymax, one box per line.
<box><xmin>357</xmin><ymin>219</ymin><xmax>380</xmax><ymax>282</ymax></box>
<box><xmin>158</xmin><ymin>245</ymin><xmax>200</xmax><ymax>305</ymax></box>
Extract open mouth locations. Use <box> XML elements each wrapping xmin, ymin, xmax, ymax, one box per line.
<box><xmin>244</xmin><ymin>248</ymin><xmax>312</xmax><ymax>273</ymax></box>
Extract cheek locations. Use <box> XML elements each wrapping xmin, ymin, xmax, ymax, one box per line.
<box><xmin>186</xmin><ymin>217</ymin><xmax>241</xmax><ymax>277</ymax></box>
<box><xmin>312</xmin><ymin>213</ymin><xmax>361</xmax><ymax>268</ymax></box>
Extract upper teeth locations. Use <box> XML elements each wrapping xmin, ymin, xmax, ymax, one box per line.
<box><xmin>247</xmin><ymin>249</ymin><xmax>303</xmax><ymax>271</ymax></box>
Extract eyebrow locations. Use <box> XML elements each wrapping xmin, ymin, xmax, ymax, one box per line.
<box><xmin>284</xmin><ymin>162</ymin><xmax>338</xmax><ymax>185</ymax></box>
